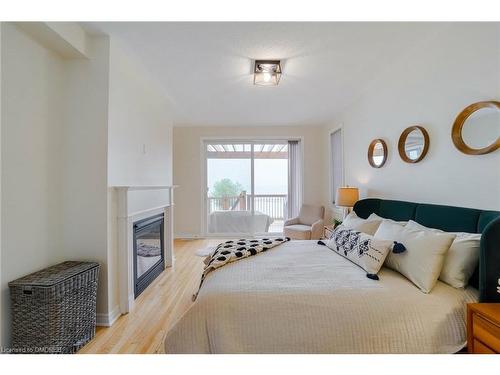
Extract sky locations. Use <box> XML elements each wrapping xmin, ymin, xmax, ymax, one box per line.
<box><xmin>207</xmin><ymin>159</ymin><xmax>288</xmax><ymax>195</ymax></box>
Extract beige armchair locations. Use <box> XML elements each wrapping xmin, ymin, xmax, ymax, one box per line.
<box><xmin>283</xmin><ymin>204</ymin><xmax>325</xmax><ymax>240</ymax></box>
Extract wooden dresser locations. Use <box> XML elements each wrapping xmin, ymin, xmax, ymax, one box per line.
<box><xmin>467</xmin><ymin>303</ymin><xmax>500</xmax><ymax>354</ymax></box>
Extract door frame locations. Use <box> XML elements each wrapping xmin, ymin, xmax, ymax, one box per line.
<box><xmin>200</xmin><ymin>136</ymin><xmax>304</xmax><ymax>238</ymax></box>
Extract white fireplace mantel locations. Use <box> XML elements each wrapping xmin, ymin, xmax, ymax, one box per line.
<box><xmin>115</xmin><ymin>185</ymin><xmax>178</xmax><ymax>314</ymax></box>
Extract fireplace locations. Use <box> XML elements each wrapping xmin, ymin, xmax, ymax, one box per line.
<box><xmin>115</xmin><ymin>185</ymin><xmax>175</xmax><ymax>316</ymax></box>
<box><xmin>133</xmin><ymin>213</ymin><xmax>165</xmax><ymax>298</ymax></box>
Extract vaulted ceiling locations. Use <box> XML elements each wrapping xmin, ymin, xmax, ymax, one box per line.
<box><xmin>86</xmin><ymin>22</ymin><xmax>449</xmax><ymax>127</ymax></box>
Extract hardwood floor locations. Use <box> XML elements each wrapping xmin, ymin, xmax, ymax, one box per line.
<box><xmin>79</xmin><ymin>238</ymin><xmax>222</xmax><ymax>354</ymax></box>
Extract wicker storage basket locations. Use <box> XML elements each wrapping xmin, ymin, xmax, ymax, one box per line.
<box><xmin>9</xmin><ymin>261</ymin><xmax>99</xmax><ymax>354</ymax></box>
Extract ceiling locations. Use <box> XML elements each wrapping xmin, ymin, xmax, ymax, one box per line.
<box><xmin>85</xmin><ymin>22</ymin><xmax>449</xmax><ymax>127</ymax></box>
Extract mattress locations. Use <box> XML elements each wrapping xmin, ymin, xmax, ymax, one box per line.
<box><xmin>164</xmin><ymin>240</ymin><xmax>478</xmax><ymax>353</ymax></box>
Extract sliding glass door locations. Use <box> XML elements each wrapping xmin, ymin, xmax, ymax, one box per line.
<box><xmin>205</xmin><ymin>140</ymin><xmax>294</xmax><ymax>236</ymax></box>
<box><xmin>206</xmin><ymin>143</ymin><xmax>252</xmax><ymax>235</ymax></box>
<box><xmin>253</xmin><ymin>143</ymin><xmax>288</xmax><ymax>234</ymax></box>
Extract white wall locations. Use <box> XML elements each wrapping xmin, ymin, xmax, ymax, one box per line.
<box><xmin>323</xmin><ymin>23</ymin><xmax>500</xmax><ymax>219</ymax></box>
<box><xmin>173</xmin><ymin>125</ymin><xmax>326</xmax><ymax>237</ymax></box>
<box><xmin>0</xmin><ymin>23</ymin><xmax>177</xmax><ymax>344</ymax></box>
<box><xmin>106</xmin><ymin>41</ymin><xmax>174</xmax><ymax>315</ymax></box>
<box><xmin>1</xmin><ymin>23</ymin><xmax>67</xmax><ymax>346</ymax></box>
<box><xmin>61</xmin><ymin>36</ymin><xmax>175</xmax><ymax>321</ymax></box>
<box><xmin>45</xmin><ymin>22</ymin><xmax>88</xmax><ymax>57</ymax></box>
<box><xmin>0</xmin><ymin>22</ymin><xmax>174</xmax><ymax>344</ymax></box>
<box><xmin>16</xmin><ymin>22</ymin><xmax>88</xmax><ymax>59</ymax></box>
<box><xmin>62</xmin><ymin>35</ymin><xmax>111</xmax><ymax>316</ymax></box>
<box><xmin>108</xmin><ymin>41</ymin><xmax>173</xmax><ymax>187</ymax></box>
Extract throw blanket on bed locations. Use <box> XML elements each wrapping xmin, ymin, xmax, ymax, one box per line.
<box><xmin>193</xmin><ymin>237</ymin><xmax>290</xmax><ymax>300</ymax></box>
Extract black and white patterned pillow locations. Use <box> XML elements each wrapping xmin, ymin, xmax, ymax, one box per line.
<box><xmin>325</xmin><ymin>227</ymin><xmax>393</xmax><ymax>279</ymax></box>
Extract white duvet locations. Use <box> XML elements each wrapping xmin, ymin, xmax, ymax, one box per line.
<box><xmin>164</xmin><ymin>240</ymin><xmax>478</xmax><ymax>353</ymax></box>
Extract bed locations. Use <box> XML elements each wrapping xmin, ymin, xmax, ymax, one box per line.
<box><xmin>165</xmin><ymin>199</ymin><xmax>500</xmax><ymax>353</ymax></box>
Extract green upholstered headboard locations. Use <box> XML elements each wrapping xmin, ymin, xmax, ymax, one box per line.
<box><xmin>353</xmin><ymin>198</ymin><xmax>500</xmax><ymax>303</ymax></box>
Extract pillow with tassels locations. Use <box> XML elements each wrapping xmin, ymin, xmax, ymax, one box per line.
<box><xmin>320</xmin><ymin>227</ymin><xmax>396</xmax><ymax>280</ymax></box>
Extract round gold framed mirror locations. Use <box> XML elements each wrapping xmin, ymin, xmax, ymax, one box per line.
<box><xmin>398</xmin><ymin>125</ymin><xmax>430</xmax><ymax>163</ymax></box>
<box><xmin>451</xmin><ymin>101</ymin><xmax>500</xmax><ymax>155</ymax></box>
<box><xmin>367</xmin><ymin>139</ymin><xmax>388</xmax><ymax>168</ymax></box>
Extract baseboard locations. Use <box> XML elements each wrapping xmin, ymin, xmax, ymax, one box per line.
<box><xmin>96</xmin><ymin>305</ymin><xmax>121</xmax><ymax>327</ymax></box>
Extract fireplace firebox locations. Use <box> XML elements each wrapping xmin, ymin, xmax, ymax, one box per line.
<box><xmin>133</xmin><ymin>213</ymin><xmax>165</xmax><ymax>298</ymax></box>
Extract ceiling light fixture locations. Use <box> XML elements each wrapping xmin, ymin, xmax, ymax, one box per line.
<box><xmin>253</xmin><ymin>60</ymin><xmax>282</xmax><ymax>86</ymax></box>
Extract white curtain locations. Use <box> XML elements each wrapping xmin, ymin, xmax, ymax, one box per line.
<box><xmin>330</xmin><ymin>129</ymin><xmax>343</xmax><ymax>204</ymax></box>
<box><xmin>287</xmin><ymin>140</ymin><xmax>302</xmax><ymax>219</ymax></box>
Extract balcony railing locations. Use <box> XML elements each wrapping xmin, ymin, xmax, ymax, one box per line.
<box><xmin>208</xmin><ymin>192</ymin><xmax>287</xmax><ymax>220</ymax></box>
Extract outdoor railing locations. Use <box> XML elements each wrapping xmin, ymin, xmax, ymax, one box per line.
<box><xmin>208</xmin><ymin>193</ymin><xmax>287</xmax><ymax>220</ymax></box>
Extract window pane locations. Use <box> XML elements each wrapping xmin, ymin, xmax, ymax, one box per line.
<box><xmin>207</xmin><ymin>143</ymin><xmax>251</xmax><ymax>234</ymax></box>
<box><xmin>254</xmin><ymin>143</ymin><xmax>288</xmax><ymax>233</ymax></box>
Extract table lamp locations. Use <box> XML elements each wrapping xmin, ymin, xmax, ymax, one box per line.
<box><xmin>335</xmin><ymin>187</ymin><xmax>359</xmax><ymax>219</ymax></box>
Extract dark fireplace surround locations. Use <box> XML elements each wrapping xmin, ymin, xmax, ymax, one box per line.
<box><xmin>133</xmin><ymin>213</ymin><xmax>165</xmax><ymax>298</ymax></box>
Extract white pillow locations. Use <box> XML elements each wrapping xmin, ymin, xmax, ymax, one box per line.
<box><xmin>326</xmin><ymin>227</ymin><xmax>393</xmax><ymax>278</ymax></box>
<box><xmin>368</xmin><ymin>213</ymin><xmax>408</xmax><ymax>226</ymax></box>
<box><xmin>374</xmin><ymin>220</ymin><xmax>456</xmax><ymax>293</ymax></box>
<box><xmin>340</xmin><ymin>211</ymin><xmax>382</xmax><ymax>235</ymax></box>
<box><xmin>406</xmin><ymin>220</ymin><xmax>481</xmax><ymax>288</ymax></box>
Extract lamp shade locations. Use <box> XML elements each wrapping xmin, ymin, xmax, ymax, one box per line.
<box><xmin>335</xmin><ymin>187</ymin><xmax>359</xmax><ymax>208</ymax></box>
